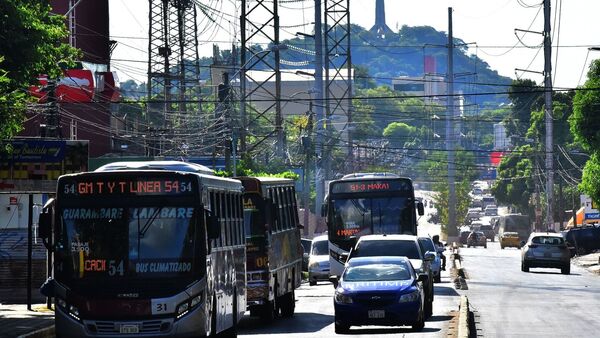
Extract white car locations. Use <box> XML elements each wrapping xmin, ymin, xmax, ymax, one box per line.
<box><xmin>308</xmin><ymin>235</ymin><xmax>330</xmax><ymax>286</ymax></box>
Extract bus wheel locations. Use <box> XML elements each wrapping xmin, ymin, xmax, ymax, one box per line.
<box><xmin>280</xmin><ymin>291</ymin><xmax>295</xmax><ymax>317</ymax></box>
<box><xmin>210</xmin><ymin>295</ymin><xmax>218</xmax><ymax>336</ymax></box>
<box><xmin>259</xmin><ymin>300</ymin><xmax>275</xmax><ymax>323</ymax></box>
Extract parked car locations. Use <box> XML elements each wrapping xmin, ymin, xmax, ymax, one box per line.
<box><xmin>479</xmin><ymin>224</ymin><xmax>496</xmax><ymax>242</ymax></box>
<box><xmin>308</xmin><ymin>235</ymin><xmax>330</xmax><ymax>285</ymax></box>
<box><xmin>467</xmin><ymin>231</ymin><xmax>487</xmax><ymax>248</ymax></box>
<box><xmin>347</xmin><ymin>234</ymin><xmax>435</xmax><ymax>318</ymax></box>
<box><xmin>301</xmin><ymin>238</ymin><xmax>312</xmax><ymax>272</ymax></box>
<box><xmin>521</xmin><ymin>233</ymin><xmax>571</xmax><ymax>274</ymax></box>
<box><xmin>562</xmin><ymin>225</ymin><xmax>600</xmax><ymax>256</ymax></box>
<box><xmin>418</xmin><ymin>236</ymin><xmax>442</xmax><ymax>283</ymax></box>
<box><xmin>331</xmin><ymin>256</ymin><xmax>426</xmax><ymax>333</ymax></box>
<box><xmin>499</xmin><ymin>232</ymin><xmax>521</xmax><ymax>249</ymax></box>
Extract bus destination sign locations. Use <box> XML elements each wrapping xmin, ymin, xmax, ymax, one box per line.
<box><xmin>330</xmin><ymin>179</ymin><xmax>412</xmax><ymax>194</ymax></box>
<box><xmin>59</xmin><ymin>177</ymin><xmax>194</xmax><ymax>196</ymax></box>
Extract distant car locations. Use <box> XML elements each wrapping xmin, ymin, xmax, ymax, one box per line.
<box><xmin>418</xmin><ymin>236</ymin><xmax>442</xmax><ymax>283</ymax></box>
<box><xmin>331</xmin><ymin>256</ymin><xmax>426</xmax><ymax>333</ymax></box>
<box><xmin>521</xmin><ymin>233</ymin><xmax>571</xmax><ymax>274</ymax></box>
<box><xmin>470</xmin><ymin>220</ymin><xmax>486</xmax><ymax>232</ymax></box>
<box><xmin>479</xmin><ymin>224</ymin><xmax>495</xmax><ymax>242</ymax></box>
<box><xmin>347</xmin><ymin>235</ymin><xmax>435</xmax><ymax>318</ymax></box>
<box><xmin>484</xmin><ymin>206</ymin><xmax>498</xmax><ymax>216</ymax></box>
<box><xmin>467</xmin><ymin>231</ymin><xmax>487</xmax><ymax>248</ymax></box>
<box><xmin>301</xmin><ymin>238</ymin><xmax>312</xmax><ymax>272</ymax></box>
<box><xmin>499</xmin><ymin>232</ymin><xmax>521</xmax><ymax>249</ymax></box>
<box><xmin>308</xmin><ymin>235</ymin><xmax>330</xmax><ymax>285</ymax></box>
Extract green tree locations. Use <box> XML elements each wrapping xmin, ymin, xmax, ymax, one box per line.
<box><xmin>570</xmin><ymin>59</ymin><xmax>600</xmax><ymax>203</ymax></box>
<box><xmin>504</xmin><ymin>79</ymin><xmax>543</xmax><ymax>139</ymax></box>
<box><xmin>0</xmin><ymin>0</ymin><xmax>78</xmax><ymax>140</ymax></box>
<box><xmin>382</xmin><ymin>122</ymin><xmax>416</xmax><ymax>147</ymax></box>
<box><xmin>492</xmin><ymin>144</ymin><xmax>535</xmax><ymax>213</ymax></box>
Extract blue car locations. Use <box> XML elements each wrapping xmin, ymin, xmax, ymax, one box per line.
<box><xmin>331</xmin><ymin>256</ymin><xmax>426</xmax><ymax>333</ymax></box>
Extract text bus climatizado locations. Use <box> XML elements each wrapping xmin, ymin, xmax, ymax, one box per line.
<box><xmin>322</xmin><ymin>173</ymin><xmax>424</xmax><ymax>277</ymax></box>
<box><xmin>237</xmin><ymin>177</ymin><xmax>303</xmax><ymax>322</ymax></box>
<box><xmin>38</xmin><ymin>161</ymin><xmax>245</xmax><ymax>338</ymax></box>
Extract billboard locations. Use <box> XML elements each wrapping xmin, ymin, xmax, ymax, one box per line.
<box><xmin>0</xmin><ymin>139</ymin><xmax>88</xmax><ymax>183</ymax></box>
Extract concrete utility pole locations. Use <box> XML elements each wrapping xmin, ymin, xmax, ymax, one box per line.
<box><xmin>543</xmin><ymin>0</ymin><xmax>554</xmax><ymax>230</ymax></box>
<box><xmin>314</xmin><ymin>0</ymin><xmax>325</xmax><ymax>222</ymax></box>
<box><xmin>446</xmin><ymin>7</ymin><xmax>457</xmax><ymax>236</ymax></box>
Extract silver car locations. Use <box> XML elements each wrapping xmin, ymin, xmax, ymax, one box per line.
<box><xmin>308</xmin><ymin>235</ymin><xmax>330</xmax><ymax>285</ymax></box>
<box><xmin>521</xmin><ymin>233</ymin><xmax>571</xmax><ymax>274</ymax></box>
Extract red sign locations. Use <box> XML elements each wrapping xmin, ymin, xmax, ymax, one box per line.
<box><xmin>490</xmin><ymin>151</ymin><xmax>504</xmax><ymax>166</ymax></box>
<box><xmin>0</xmin><ymin>182</ymin><xmax>15</xmax><ymax>190</ymax></box>
<box><xmin>9</xmin><ymin>196</ymin><xmax>18</xmax><ymax>205</ymax></box>
<box><xmin>29</xmin><ymin>69</ymin><xmax>95</xmax><ymax>103</ymax></box>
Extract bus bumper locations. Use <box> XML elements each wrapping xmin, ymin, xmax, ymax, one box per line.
<box><xmin>56</xmin><ymin>303</ymin><xmax>208</xmax><ymax>338</ymax></box>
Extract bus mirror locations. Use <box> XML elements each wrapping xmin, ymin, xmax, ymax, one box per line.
<box><xmin>417</xmin><ymin>201</ymin><xmax>424</xmax><ymax>216</ymax></box>
<box><xmin>207</xmin><ymin>215</ymin><xmax>221</xmax><ymax>240</ymax></box>
<box><xmin>39</xmin><ymin>212</ymin><xmax>52</xmax><ymax>240</ymax></box>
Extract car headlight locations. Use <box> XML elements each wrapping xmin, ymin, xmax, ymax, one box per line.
<box><xmin>399</xmin><ymin>290</ymin><xmax>419</xmax><ymax>303</ymax></box>
<box><xmin>334</xmin><ymin>291</ymin><xmax>353</xmax><ymax>304</ymax></box>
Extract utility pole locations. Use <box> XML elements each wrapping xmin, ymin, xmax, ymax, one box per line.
<box><xmin>314</xmin><ymin>0</ymin><xmax>325</xmax><ymax>224</ymax></box>
<box><xmin>543</xmin><ymin>0</ymin><xmax>554</xmax><ymax>231</ymax></box>
<box><xmin>446</xmin><ymin>7</ymin><xmax>457</xmax><ymax>237</ymax></box>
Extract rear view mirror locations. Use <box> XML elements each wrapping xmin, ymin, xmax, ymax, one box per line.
<box><xmin>416</xmin><ymin>201</ymin><xmax>424</xmax><ymax>216</ymax></box>
<box><xmin>38</xmin><ymin>212</ymin><xmax>52</xmax><ymax>240</ymax></box>
<box><xmin>519</xmin><ymin>240</ymin><xmax>526</xmax><ymax>248</ymax></box>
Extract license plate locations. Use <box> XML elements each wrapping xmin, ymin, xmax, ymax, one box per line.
<box><xmin>120</xmin><ymin>324</ymin><xmax>140</xmax><ymax>334</ymax></box>
<box><xmin>368</xmin><ymin>310</ymin><xmax>385</xmax><ymax>319</ymax></box>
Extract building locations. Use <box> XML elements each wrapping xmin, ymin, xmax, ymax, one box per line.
<box><xmin>493</xmin><ymin>122</ymin><xmax>511</xmax><ymax>150</ymax></box>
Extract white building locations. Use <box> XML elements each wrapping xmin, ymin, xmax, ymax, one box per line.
<box><xmin>493</xmin><ymin>122</ymin><xmax>511</xmax><ymax>150</ymax></box>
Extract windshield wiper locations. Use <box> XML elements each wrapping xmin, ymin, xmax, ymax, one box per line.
<box><xmin>139</xmin><ymin>207</ymin><xmax>163</xmax><ymax>238</ymax></box>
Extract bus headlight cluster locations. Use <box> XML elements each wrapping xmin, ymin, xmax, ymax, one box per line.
<box><xmin>56</xmin><ymin>298</ymin><xmax>81</xmax><ymax>321</ymax></box>
<box><xmin>176</xmin><ymin>293</ymin><xmax>203</xmax><ymax>319</ymax></box>
<box><xmin>248</xmin><ymin>272</ymin><xmax>268</xmax><ymax>282</ymax></box>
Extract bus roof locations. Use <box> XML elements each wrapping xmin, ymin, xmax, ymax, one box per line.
<box><xmin>341</xmin><ymin>172</ymin><xmax>401</xmax><ymax>179</ymax></box>
<box><xmin>94</xmin><ymin>161</ymin><xmax>214</xmax><ymax>175</ymax></box>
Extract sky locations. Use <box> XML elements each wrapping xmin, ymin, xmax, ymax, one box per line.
<box><xmin>109</xmin><ymin>0</ymin><xmax>600</xmax><ymax>89</ymax></box>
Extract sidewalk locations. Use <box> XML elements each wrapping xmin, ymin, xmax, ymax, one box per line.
<box><xmin>0</xmin><ymin>303</ymin><xmax>54</xmax><ymax>338</ymax></box>
<box><xmin>573</xmin><ymin>252</ymin><xmax>600</xmax><ymax>274</ymax></box>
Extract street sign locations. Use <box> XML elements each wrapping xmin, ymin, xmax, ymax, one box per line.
<box><xmin>580</xmin><ymin>194</ymin><xmax>600</xmax><ymax>222</ymax></box>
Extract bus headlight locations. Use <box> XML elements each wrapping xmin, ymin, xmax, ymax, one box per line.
<box><xmin>176</xmin><ymin>292</ymin><xmax>203</xmax><ymax>319</ymax></box>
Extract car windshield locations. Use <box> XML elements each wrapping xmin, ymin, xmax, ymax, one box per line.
<box><xmin>312</xmin><ymin>240</ymin><xmax>329</xmax><ymax>255</ymax></box>
<box><xmin>418</xmin><ymin>238</ymin><xmax>435</xmax><ymax>252</ymax></box>
<box><xmin>343</xmin><ymin>263</ymin><xmax>412</xmax><ymax>282</ymax></box>
<box><xmin>532</xmin><ymin>236</ymin><xmax>564</xmax><ymax>245</ymax></box>
<box><xmin>352</xmin><ymin>240</ymin><xmax>421</xmax><ymax>259</ymax></box>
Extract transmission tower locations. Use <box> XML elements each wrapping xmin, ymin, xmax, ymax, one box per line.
<box><xmin>240</xmin><ymin>0</ymin><xmax>283</xmax><ymax>161</ymax></box>
<box><xmin>147</xmin><ymin>0</ymin><xmax>201</xmax><ymax>156</ymax></box>
<box><xmin>324</xmin><ymin>0</ymin><xmax>353</xmax><ymax>175</ymax></box>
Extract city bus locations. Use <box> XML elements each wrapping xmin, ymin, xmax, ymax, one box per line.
<box><xmin>38</xmin><ymin>161</ymin><xmax>245</xmax><ymax>337</ymax></box>
<box><xmin>238</xmin><ymin>177</ymin><xmax>303</xmax><ymax>322</ymax></box>
<box><xmin>323</xmin><ymin>173</ymin><xmax>424</xmax><ymax>277</ymax></box>
<box><xmin>497</xmin><ymin>213</ymin><xmax>532</xmax><ymax>241</ymax></box>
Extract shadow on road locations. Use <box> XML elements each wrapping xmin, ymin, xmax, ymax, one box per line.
<box><xmin>434</xmin><ymin>285</ymin><xmax>460</xmax><ymax>297</ymax></box>
<box><xmin>340</xmin><ymin>326</ymin><xmax>441</xmax><ymax>335</ymax></box>
<box><xmin>427</xmin><ymin>314</ymin><xmax>454</xmax><ymax>322</ymax></box>
<box><xmin>527</xmin><ymin>270</ymin><xmax>581</xmax><ymax>276</ymax></box>
<box><xmin>238</xmin><ymin>312</ymin><xmax>334</xmax><ymax>335</ymax></box>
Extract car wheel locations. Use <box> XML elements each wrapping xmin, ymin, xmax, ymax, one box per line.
<box><xmin>412</xmin><ymin>308</ymin><xmax>425</xmax><ymax>331</ymax></box>
<box><xmin>561</xmin><ymin>266</ymin><xmax>570</xmax><ymax>275</ymax></box>
<box><xmin>280</xmin><ymin>291</ymin><xmax>295</xmax><ymax>318</ymax></box>
<box><xmin>501</xmin><ymin>245</ymin><xmax>504</xmax><ymax>249</ymax></box>
<box><xmin>309</xmin><ymin>280</ymin><xmax>316</xmax><ymax>286</ymax></box>
<box><xmin>424</xmin><ymin>299</ymin><xmax>433</xmax><ymax>318</ymax></box>
<box><xmin>484</xmin><ymin>244</ymin><xmax>487</xmax><ymax>248</ymax></box>
<box><xmin>491</xmin><ymin>237</ymin><xmax>495</xmax><ymax>242</ymax></box>
<box><xmin>521</xmin><ymin>261</ymin><xmax>529</xmax><ymax>272</ymax></box>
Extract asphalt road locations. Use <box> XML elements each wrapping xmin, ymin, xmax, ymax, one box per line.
<box><xmin>460</xmin><ymin>240</ymin><xmax>600</xmax><ymax>337</ymax></box>
<box><xmin>237</xmin><ymin>268</ymin><xmax>460</xmax><ymax>337</ymax></box>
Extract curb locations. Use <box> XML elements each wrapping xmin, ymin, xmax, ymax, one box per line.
<box><xmin>458</xmin><ymin>295</ymin><xmax>470</xmax><ymax>338</ymax></box>
<box><xmin>17</xmin><ymin>325</ymin><xmax>55</xmax><ymax>338</ymax></box>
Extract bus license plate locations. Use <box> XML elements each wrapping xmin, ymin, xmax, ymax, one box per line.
<box><xmin>120</xmin><ymin>324</ymin><xmax>140</xmax><ymax>334</ymax></box>
<box><xmin>368</xmin><ymin>310</ymin><xmax>385</xmax><ymax>319</ymax></box>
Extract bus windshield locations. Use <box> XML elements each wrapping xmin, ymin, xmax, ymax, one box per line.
<box><xmin>58</xmin><ymin>205</ymin><xmax>201</xmax><ymax>281</ymax></box>
<box><xmin>330</xmin><ymin>196</ymin><xmax>412</xmax><ymax>240</ymax></box>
